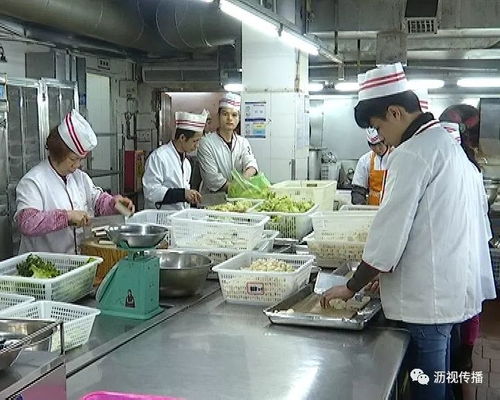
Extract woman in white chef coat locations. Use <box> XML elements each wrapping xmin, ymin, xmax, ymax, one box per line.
<box><xmin>351</xmin><ymin>129</ymin><xmax>390</xmax><ymax>205</ymax></box>
<box><xmin>320</xmin><ymin>63</ymin><xmax>495</xmax><ymax>400</ymax></box>
<box><xmin>15</xmin><ymin>109</ymin><xmax>134</xmax><ymax>255</ymax></box>
<box><xmin>197</xmin><ymin>93</ymin><xmax>258</xmax><ymax>193</ymax></box>
<box><xmin>142</xmin><ymin>111</ymin><xmax>206</xmax><ymax>210</ymax></box>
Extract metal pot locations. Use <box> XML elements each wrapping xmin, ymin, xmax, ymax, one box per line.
<box><xmin>106</xmin><ymin>224</ymin><xmax>168</xmax><ymax>248</ymax></box>
<box><xmin>484</xmin><ymin>184</ymin><xmax>498</xmax><ymax>206</ymax></box>
<box><xmin>147</xmin><ymin>250</ymin><xmax>213</xmax><ymax>298</ymax></box>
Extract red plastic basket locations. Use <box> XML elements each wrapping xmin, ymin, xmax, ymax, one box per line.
<box><xmin>81</xmin><ymin>392</ymin><xmax>184</xmax><ymax>400</ymax></box>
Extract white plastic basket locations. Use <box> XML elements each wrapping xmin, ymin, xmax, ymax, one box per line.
<box><xmin>271</xmin><ymin>180</ymin><xmax>336</xmax><ymax>211</ymax></box>
<box><xmin>0</xmin><ymin>300</ymin><xmax>100</xmax><ymax>351</ymax></box>
<box><xmin>212</xmin><ymin>252</ymin><xmax>315</xmax><ymax>305</ymax></box>
<box><xmin>312</xmin><ymin>211</ymin><xmax>375</xmax><ymax>242</ymax></box>
<box><xmin>257</xmin><ymin>230</ymin><xmax>280</xmax><ymax>252</ymax></box>
<box><xmin>249</xmin><ymin>204</ymin><xmax>318</xmax><ymax>240</ymax></box>
<box><xmin>339</xmin><ymin>204</ymin><xmax>379</xmax><ymax>212</ymax></box>
<box><xmin>304</xmin><ymin>232</ymin><xmax>365</xmax><ymax>266</ymax></box>
<box><xmin>0</xmin><ymin>253</ymin><xmax>102</xmax><ymax>302</ymax></box>
<box><xmin>0</xmin><ymin>293</ymin><xmax>35</xmax><ymax>312</ymax></box>
<box><xmin>334</xmin><ymin>190</ymin><xmax>352</xmax><ymax>210</ymax></box>
<box><xmin>170</xmin><ymin>209</ymin><xmax>269</xmax><ymax>250</ymax></box>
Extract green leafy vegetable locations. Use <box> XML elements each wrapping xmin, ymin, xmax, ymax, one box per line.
<box><xmin>256</xmin><ymin>192</ymin><xmax>314</xmax><ymax>213</ymax></box>
<box><xmin>16</xmin><ymin>254</ymin><xmax>61</xmax><ymax>279</ymax></box>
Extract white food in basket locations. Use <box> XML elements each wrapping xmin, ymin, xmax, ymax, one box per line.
<box><xmin>244</xmin><ymin>258</ymin><xmax>294</xmax><ymax>272</ymax></box>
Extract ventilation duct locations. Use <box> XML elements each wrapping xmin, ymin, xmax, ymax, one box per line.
<box><xmin>0</xmin><ymin>0</ymin><xmax>240</xmax><ymax>56</ymax></box>
<box><xmin>404</xmin><ymin>0</ymin><xmax>440</xmax><ymax>34</ymax></box>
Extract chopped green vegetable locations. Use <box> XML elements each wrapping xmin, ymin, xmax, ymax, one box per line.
<box><xmin>16</xmin><ymin>254</ymin><xmax>61</xmax><ymax>279</ymax></box>
<box><xmin>208</xmin><ymin>200</ymin><xmax>255</xmax><ymax>213</ymax></box>
<box><xmin>256</xmin><ymin>192</ymin><xmax>314</xmax><ymax>213</ymax></box>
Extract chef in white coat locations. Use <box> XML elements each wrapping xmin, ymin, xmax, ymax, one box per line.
<box><xmin>142</xmin><ymin>111</ymin><xmax>206</xmax><ymax>210</ymax></box>
<box><xmin>320</xmin><ymin>63</ymin><xmax>495</xmax><ymax>400</ymax></box>
<box><xmin>197</xmin><ymin>93</ymin><xmax>258</xmax><ymax>193</ymax></box>
<box><xmin>351</xmin><ymin>129</ymin><xmax>390</xmax><ymax>205</ymax></box>
<box><xmin>15</xmin><ymin>109</ymin><xmax>134</xmax><ymax>254</ymax></box>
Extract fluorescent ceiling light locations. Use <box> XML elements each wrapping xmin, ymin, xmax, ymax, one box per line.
<box><xmin>334</xmin><ymin>82</ymin><xmax>359</xmax><ymax>92</ymax></box>
<box><xmin>220</xmin><ymin>0</ymin><xmax>278</xmax><ymax>37</ymax></box>
<box><xmin>457</xmin><ymin>77</ymin><xmax>500</xmax><ymax>88</ymax></box>
<box><xmin>407</xmin><ymin>79</ymin><xmax>444</xmax><ymax>90</ymax></box>
<box><xmin>224</xmin><ymin>83</ymin><xmax>244</xmax><ymax>92</ymax></box>
<box><xmin>280</xmin><ymin>31</ymin><xmax>319</xmax><ymax>55</ymax></box>
<box><xmin>308</xmin><ymin>82</ymin><xmax>324</xmax><ymax>92</ymax></box>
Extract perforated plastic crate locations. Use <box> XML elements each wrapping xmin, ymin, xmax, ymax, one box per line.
<box><xmin>81</xmin><ymin>392</ymin><xmax>183</xmax><ymax>400</ymax></box>
<box><xmin>249</xmin><ymin>204</ymin><xmax>318</xmax><ymax>240</ymax></box>
<box><xmin>312</xmin><ymin>211</ymin><xmax>375</xmax><ymax>242</ymax></box>
<box><xmin>339</xmin><ymin>204</ymin><xmax>379</xmax><ymax>212</ymax></box>
<box><xmin>270</xmin><ymin>180</ymin><xmax>337</xmax><ymax>211</ymax></box>
<box><xmin>304</xmin><ymin>232</ymin><xmax>365</xmax><ymax>266</ymax></box>
<box><xmin>0</xmin><ymin>300</ymin><xmax>100</xmax><ymax>351</ymax></box>
<box><xmin>170</xmin><ymin>209</ymin><xmax>269</xmax><ymax>250</ymax></box>
<box><xmin>0</xmin><ymin>293</ymin><xmax>35</xmax><ymax>312</ymax></box>
<box><xmin>212</xmin><ymin>252</ymin><xmax>314</xmax><ymax>305</ymax></box>
<box><xmin>491</xmin><ymin>249</ymin><xmax>500</xmax><ymax>290</ymax></box>
<box><xmin>0</xmin><ymin>253</ymin><xmax>102</xmax><ymax>302</ymax></box>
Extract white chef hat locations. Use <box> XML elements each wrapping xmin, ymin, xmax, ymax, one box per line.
<box><xmin>441</xmin><ymin>122</ymin><xmax>462</xmax><ymax>144</ymax></box>
<box><xmin>57</xmin><ymin>109</ymin><xmax>97</xmax><ymax>156</ymax></box>
<box><xmin>219</xmin><ymin>93</ymin><xmax>241</xmax><ymax>111</ymax></box>
<box><xmin>413</xmin><ymin>88</ymin><xmax>430</xmax><ymax>112</ymax></box>
<box><xmin>358</xmin><ymin>63</ymin><xmax>408</xmax><ymax>101</ymax></box>
<box><xmin>366</xmin><ymin>128</ymin><xmax>383</xmax><ymax>145</ymax></box>
<box><xmin>175</xmin><ymin>111</ymin><xmax>208</xmax><ymax>133</ymax></box>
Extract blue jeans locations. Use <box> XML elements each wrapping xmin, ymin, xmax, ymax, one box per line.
<box><xmin>405</xmin><ymin>322</ymin><xmax>455</xmax><ymax>400</ymax></box>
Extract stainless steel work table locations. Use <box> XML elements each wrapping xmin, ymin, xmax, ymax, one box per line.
<box><xmin>66</xmin><ymin>291</ymin><xmax>409</xmax><ymax>400</ymax></box>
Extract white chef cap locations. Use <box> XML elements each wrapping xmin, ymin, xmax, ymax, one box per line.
<box><xmin>175</xmin><ymin>111</ymin><xmax>208</xmax><ymax>133</ymax></box>
<box><xmin>57</xmin><ymin>109</ymin><xmax>97</xmax><ymax>156</ymax></box>
<box><xmin>358</xmin><ymin>63</ymin><xmax>408</xmax><ymax>101</ymax></box>
<box><xmin>219</xmin><ymin>93</ymin><xmax>241</xmax><ymax>111</ymax></box>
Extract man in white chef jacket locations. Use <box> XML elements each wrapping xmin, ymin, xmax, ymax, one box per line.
<box><xmin>197</xmin><ymin>93</ymin><xmax>258</xmax><ymax>193</ymax></box>
<box><xmin>351</xmin><ymin>129</ymin><xmax>390</xmax><ymax>205</ymax></box>
<box><xmin>320</xmin><ymin>63</ymin><xmax>495</xmax><ymax>400</ymax></box>
<box><xmin>142</xmin><ymin>111</ymin><xmax>206</xmax><ymax>210</ymax></box>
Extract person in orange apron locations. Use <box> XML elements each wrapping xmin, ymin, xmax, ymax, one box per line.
<box><xmin>351</xmin><ymin>128</ymin><xmax>390</xmax><ymax>205</ymax></box>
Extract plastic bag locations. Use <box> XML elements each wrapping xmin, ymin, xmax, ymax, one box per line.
<box><xmin>228</xmin><ymin>169</ymin><xmax>270</xmax><ymax>199</ymax></box>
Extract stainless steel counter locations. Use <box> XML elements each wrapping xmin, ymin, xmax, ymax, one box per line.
<box><xmin>67</xmin><ymin>292</ymin><xmax>409</xmax><ymax>400</ymax></box>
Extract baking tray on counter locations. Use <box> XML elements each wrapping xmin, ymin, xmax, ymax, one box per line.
<box><xmin>263</xmin><ymin>284</ymin><xmax>382</xmax><ymax>331</ymax></box>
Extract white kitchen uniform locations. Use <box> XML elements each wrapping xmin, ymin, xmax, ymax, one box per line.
<box><xmin>351</xmin><ymin>150</ymin><xmax>391</xmax><ymax>189</ymax></box>
<box><xmin>143</xmin><ymin>141</ymin><xmax>191</xmax><ymax>210</ymax></box>
<box><xmin>197</xmin><ymin>132</ymin><xmax>258</xmax><ymax>193</ymax></box>
<box><xmin>362</xmin><ymin>120</ymin><xmax>496</xmax><ymax>324</ymax></box>
<box><xmin>16</xmin><ymin>160</ymin><xmax>103</xmax><ymax>254</ymax></box>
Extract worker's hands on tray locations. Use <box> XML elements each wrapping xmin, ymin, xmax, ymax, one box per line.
<box><xmin>364</xmin><ymin>276</ymin><xmax>380</xmax><ymax>295</ymax></box>
<box><xmin>185</xmin><ymin>189</ymin><xmax>202</xmax><ymax>204</ymax></box>
<box><xmin>320</xmin><ymin>285</ymin><xmax>355</xmax><ymax>308</ymax></box>
<box><xmin>67</xmin><ymin>210</ymin><xmax>90</xmax><ymax>227</ymax></box>
<box><xmin>115</xmin><ymin>195</ymin><xmax>135</xmax><ymax>213</ymax></box>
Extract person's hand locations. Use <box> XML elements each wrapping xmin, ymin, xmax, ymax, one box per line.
<box><xmin>115</xmin><ymin>195</ymin><xmax>135</xmax><ymax>213</ymax></box>
<box><xmin>320</xmin><ymin>285</ymin><xmax>355</xmax><ymax>308</ymax></box>
<box><xmin>185</xmin><ymin>189</ymin><xmax>202</xmax><ymax>204</ymax></box>
<box><xmin>67</xmin><ymin>210</ymin><xmax>90</xmax><ymax>227</ymax></box>
<box><xmin>243</xmin><ymin>167</ymin><xmax>257</xmax><ymax>179</ymax></box>
<box><xmin>364</xmin><ymin>276</ymin><xmax>380</xmax><ymax>295</ymax></box>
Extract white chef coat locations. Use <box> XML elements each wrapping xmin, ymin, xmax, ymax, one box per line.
<box><xmin>197</xmin><ymin>132</ymin><xmax>258</xmax><ymax>193</ymax></box>
<box><xmin>352</xmin><ymin>150</ymin><xmax>390</xmax><ymax>189</ymax></box>
<box><xmin>15</xmin><ymin>159</ymin><xmax>103</xmax><ymax>254</ymax></box>
<box><xmin>142</xmin><ymin>141</ymin><xmax>191</xmax><ymax>210</ymax></box>
<box><xmin>362</xmin><ymin>120</ymin><xmax>496</xmax><ymax>324</ymax></box>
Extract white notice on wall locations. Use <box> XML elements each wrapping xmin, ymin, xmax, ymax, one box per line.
<box><xmin>244</xmin><ymin>101</ymin><xmax>267</xmax><ymax>138</ymax></box>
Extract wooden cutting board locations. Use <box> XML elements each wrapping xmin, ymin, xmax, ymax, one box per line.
<box><xmin>292</xmin><ymin>293</ymin><xmax>370</xmax><ymax>319</ymax></box>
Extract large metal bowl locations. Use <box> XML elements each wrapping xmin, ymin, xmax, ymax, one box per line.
<box><xmin>147</xmin><ymin>250</ymin><xmax>212</xmax><ymax>297</ymax></box>
<box><xmin>485</xmin><ymin>184</ymin><xmax>498</xmax><ymax>206</ymax></box>
<box><xmin>107</xmin><ymin>224</ymin><xmax>168</xmax><ymax>248</ymax></box>
<box><xmin>0</xmin><ymin>319</ymin><xmax>56</xmax><ymax>352</ymax></box>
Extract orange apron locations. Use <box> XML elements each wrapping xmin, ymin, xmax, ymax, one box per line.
<box><xmin>367</xmin><ymin>151</ymin><xmax>388</xmax><ymax>206</ymax></box>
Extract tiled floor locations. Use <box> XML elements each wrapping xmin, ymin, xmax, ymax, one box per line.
<box><xmin>466</xmin><ymin>298</ymin><xmax>500</xmax><ymax>400</ymax></box>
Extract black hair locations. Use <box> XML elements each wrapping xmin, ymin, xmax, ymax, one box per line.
<box><xmin>174</xmin><ymin>128</ymin><xmax>199</xmax><ymax>140</ymax></box>
<box><xmin>439</xmin><ymin>105</ymin><xmax>481</xmax><ymax>171</ymax></box>
<box><xmin>354</xmin><ymin>90</ymin><xmax>422</xmax><ymax>128</ymax></box>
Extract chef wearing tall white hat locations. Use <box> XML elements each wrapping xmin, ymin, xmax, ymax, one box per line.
<box><xmin>143</xmin><ymin>111</ymin><xmax>207</xmax><ymax>210</ymax></box>
<box><xmin>351</xmin><ymin>128</ymin><xmax>391</xmax><ymax>205</ymax></box>
<box><xmin>320</xmin><ymin>63</ymin><xmax>495</xmax><ymax>400</ymax></box>
<box><xmin>15</xmin><ymin>109</ymin><xmax>134</xmax><ymax>254</ymax></box>
<box><xmin>197</xmin><ymin>93</ymin><xmax>259</xmax><ymax>193</ymax></box>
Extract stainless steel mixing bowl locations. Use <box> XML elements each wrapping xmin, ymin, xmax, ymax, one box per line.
<box><xmin>147</xmin><ymin>250</ymin><xmax>213</xmax><ymax>297</ymax></box>
<box><xmin>107</xmin><ymin>224</ymin><xmax>168</xmax><ymax>248</ymax></box>
<box><xmin>485</xmin><ymin>184</ymin><xmax>498</xmax><ymax>206</ymax></box>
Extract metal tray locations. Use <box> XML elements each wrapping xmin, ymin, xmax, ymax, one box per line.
<box><xmin>263</xmin><ymin>284</ymin><xmax>382</xmax><ymax>331</ymax></box>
